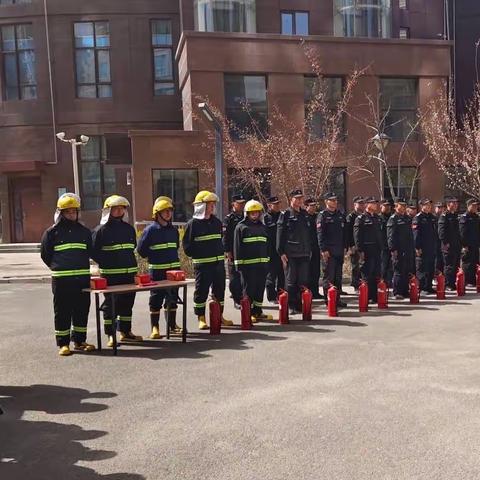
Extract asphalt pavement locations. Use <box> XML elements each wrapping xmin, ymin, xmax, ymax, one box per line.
<box><xmin>1</xmin><ymin>284</ymin><xmax>480</xmax><ymax>479</ymax></box>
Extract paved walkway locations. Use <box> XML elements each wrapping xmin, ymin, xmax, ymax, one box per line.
<box><xmin>0</xmin><ymin>252</ymin><xmax>50</xmax><ymax>283</ymax></box>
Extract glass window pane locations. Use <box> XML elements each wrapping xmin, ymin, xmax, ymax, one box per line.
<box><xmin>98</xmin><ymin>84</ymin><xmax>112</xmax><ymax>98</ymax></box>
<box><xmin>97</xmin><ymin>49</ymin><xmax>111</xmax><ymax>82</ymax></box>
<box><xmin>154</xmin><ymin>82</ymin><xmax>175</xmax><ymax>96</ymax></box>
<box><xmin>154</xmin><ymin>48</ymin><xmax>173</xmax><ymax>81</ymax></box>
<box><xmin>75</xmin><ymin>49</ymin><xmax>95</xmax><ymax>83</ymax></box>
<box><xmin>295</xmin><ymin>12</ymin><xmax>309</xmax><ymax>35</ymax></box>
<box><xmin>15</xmin><ymin>24</ymin><xmax>33</xmax><ymax>49</ymax></box>
<box><xmin>103</xmin><ymin>164</ymin><xmax>116</xmax><ymax>194</ymax></box>
<box><xmin>74</xmin><ymin>22</ymin><xmax>94</xmax><ymax>48</ymax></box>
<box><xmin>77</xmin><ymin>85</ymin><xmax>96</xmax><ymax>98</ymax></box>
<box><xmin>4</xmin><ymin>52</ymin><xmax>18</xmax><ymax>87</ymax></box>
<box><xmin>95</xmin><ymin>22</ymin><xmax>110</xmax><ymax>47</ymax></box>
<box><xmin>21</xmin><ymin>85</ymin><xmax>36</xmax><ymax>99</ymax></box>
<box><xmin>152</xmin><ymin>20</ymin><xmax>172</xmax><ymax>46</ymax></box>
<box><xmin>1</xmin><ymin>25</ymin><xmax>15</xmax><ymax>51</ymax></box>
<box><xmin>244</xmin><ymin>76</ymin><xmax>266</xmax><ymax>105</ymax></box>
<box><xmin>281</xmin><ymin>13</ymin><xmax>293</xmax><ymax>35</ymax></box>
<box><xmin>18</xmin><ymin>50</ymin><xmax>36</xmax><ymax>84</ymax></box>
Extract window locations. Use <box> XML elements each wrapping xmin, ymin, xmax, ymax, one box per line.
<box><xmin>328</xmin><ymin>168</ymin><xmax>347</xmax><ymax>211</ymax></box>
<box><xmin>151</xmin><ymin>20</ymin><xmax>174</xmax><ymax>96</ymax></box>
<box><xmin>399</xmin><ymin>27</ymin><xmax>409</xmax><ymax>39</ymax></box>
<box><xmin>80</xmin><ymin>136</ymin><xmax>117</xmax><ymax>210</ymax></box>
<box><xmin>225</xmin><ymin>74</ymin><xmax>268</xmax><ymax>140</ymax></box>
<box><xmin>380</xmin><ymin>78</ymin><xmax>418</xmax><ymax>141</ymax></box>
<box><xmin>194</xmin><ymin>0</ymin><xmax>256</xmax><ymax>33</ymax></box>
<box><xmin>281</xmin><ymin>11</ymin><xmax>309</xmax><ymax>36</ymax></box>
<box><xmin>74</xmin><ymin>21</ymin><xmax>112</xmax><ymax>98</ymax></box>
<box><xmin>0</xmin><ymin>24</ymin><xmax>36</xmax><ymax>100</ymax></box>
<box><xmin>399</xmin><ymin>0</ymin><xmax>407</xmax><ymax>9</ymax></box>
<box><xmin>304</xmin><ymin>76</ymin><xmax>344</xmax><ymax>140</ymax></box>
<box><xmin>152</xmin><ymin>169</ymin><xmax>198</xmax><ymax>223</ymax></box>
<box><xmin>383</xmin><ymin>167</ymin><xmax>418</xmax><ymax>202</ymax></box>
<box><xmin>227</xmin><ymin>168</ymin><xmax>271</xmax><ymax>203</ymax></box>
<box><xmin>334</xmin><ymin>0</ymin><xmax>392</xmax><ymax>38</ymax></box>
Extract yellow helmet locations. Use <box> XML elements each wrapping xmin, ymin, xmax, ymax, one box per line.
<box><xmin>57</xmin><ymin>193</ymin><xmax>81</xmax><ymax>210</ymax></box>
<box><xmin>152</xmin><ymin>198</ymin><xmax>174</xmax><ymax>218</ymax></box>
<box><xmin>155</xmin><ymin>195</ymin><xmax>173</xmax><ymax>204</ymax></box>
<box><xmin>103</xmin><ymin>195</ymin><xmax>130</xmax><ymax>209</ymax></box>
<box><xmin>244</xmin><ymin>199</ymin><xmax>263</xmax><ymax>213</ymax></box>
<box><xmin>194</xmin><ymin>190</ymin><xmax>219</xmax><ymax>203</ymax></box>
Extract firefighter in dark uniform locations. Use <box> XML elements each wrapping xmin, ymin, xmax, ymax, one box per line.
<box><xmin>183</xmin><ymin>191</ymin><xmax>233</xmax><ymax>330</ymax></box>
<box><xmin>354</xmin><ymin>197</ymin><xmax>382</xmax><ymax>302</ymax></box>
<box><xmin>346</xmin><ymin>196</ymin><xmax>365</xmax><ymax>291</ymax></box>
<box><xmin>406</xmin><ymin>204</ymin><xmax>418</xmax><ymax>276</ymax></box>
<box><xmin>92</xmin><ymin>195</ymin><xmax>142</xmax><ymax>347</ymax></box>
<box><xmin>387</xmin><ymin>198</ymin><xmax>414</xmax><ymax>299</ymax></box>
<box><xmin>317</xmin><ymin>192</ymin><xmax>347</xmax><ymax>307</ymax></box>
<box><xmin>41</xmin><ymin>193</ymin><xmax>94</xmax><ymax>356</ymax></box>
<box><xmin>305</xmin><ymin>197</ymin><xmax>322</xmax><ymax>299</ymax></box>
<box><xmin>459</xmin><ymin>198</ymin><xmax>480</xmax><ymax>286</ymax></box>
<box><xmin>264</xmin><ymin>196</ymin><xmax>284</xmax><ymax>304</ymax></box>
<box><xmin>412</xmin><ymin>198</ymin><xmax>437</xmax><ymax>294</ymax></box>
<box><xmin>277</xmin><ymin>189</ymin><xmax>312</xmax><ymax>315</ymax></box>
<box><xmin>223</xmin><ymin>194</ymin><xmax>246</xmax><ymax>309</ymax></box>
<box><xmin>234</xmin><ymin>200</ymin><xmax>273</xmax><ymax>323</ymax></box>
<box><xmin>379</xmin><ymin>199</ymin><xmax>393</xmax><ymax>286</ymax></box>
<box><xmin>438</xmin><ymin>196</ymin><xmax>461</xmax><ymax>290</ymax></box>
<box><xmin>137</xmin><ymin>197</ymin><xmax>182</xmax><ymax>339</ymax></box>
<box><xmin>434</xmin><ymin>201</ymin><xmax>446</xmax><ymax>273</ymax></box>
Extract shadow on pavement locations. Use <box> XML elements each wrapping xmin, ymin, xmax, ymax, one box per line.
<box><xmin>0</xmin><ymin>385</ymin><xmax>144</xmax><ymax>480</ymax></box>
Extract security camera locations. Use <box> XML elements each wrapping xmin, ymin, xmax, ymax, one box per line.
<box><xmin>80</xmin><ymin>135</ymin><xmax>89</xmax><ymax>144</ymax></box>
<box><xmin>56</xmin><ymin>132</ymin><xmax>66</xmax><ymax>140</ymax></box>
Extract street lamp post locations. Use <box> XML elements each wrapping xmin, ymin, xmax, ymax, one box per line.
<box><xmin>372</xmin><ymin>133</ymin><xmax>391</xmax><ymax>198</ymax></box>
<box><xmin>56</xmin><ymin>132</ymin><xmax>89</xmax><ymax>196</ymax></box>
<box><xmin>198</xmin><ymin>102</ymin><xmax>224</xmax><ymax>220</ymax></box>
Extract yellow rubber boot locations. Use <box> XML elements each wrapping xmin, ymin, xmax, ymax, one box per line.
<box><xmin>74</xmin><ymin>342</ymin><xmax>96</xmax><ymax>352</ymax></box>
<box><xmin>120</xmin><ymin>332</ymin><xmax>143</xmax><ymax>342</ymax></box>
<box><xmin>107</xmin><ymin>336</ymin><xmax>115</xmax><ymax>347</ymax></box>
<box><xmin>150</xmin><ymin>326</ymin><xmax>162</xmax><ymax>339</ymax></box>
<box><xmin>58</xmin><ymin>346</ymin><xmax>72</xmax><ymax>356</ymax></box>
<box><xmin>250</xmin><ymin>316</ymin><xmax>258</xmax><ymax>324</ymax></box>
<box><xmin>198</xmin><ymin>315</ymin><xmax>209</xmax><ymax>330</ymax></box>
<box><xmin>221</xmin><ymin>317</ymin><xmax>234</xmax><ymax>326</ymax></box>
<box><xmin>257</xmin><ymin>313</ymin><xmax>273</xmax><ymax>321</ymax></box>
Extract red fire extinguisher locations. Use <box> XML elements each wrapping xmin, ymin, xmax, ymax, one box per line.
<box><xmin>436</xmin><ymin>272</ymin><xmax>446</xmax><ymax>300</ymax></box>
<box><xmin>302</xmin><ymin>287</ymin><xmax>313</xmax><ymax>321</ymax></box>
<box><xmin>377</xmin><ymin>279</ymin><xmax>388</xmax><ymax>309</ymax></box>
<box><xmin>209</xmin><ymin>300</ymin><xmax>222</xmax><ymax>335</ymax></box>
<box><xmin>278</xmin><ymin>289</ymin><xmax>289</xmax><ymax>325</ymax></box>
<box><xmin>456</xmin><ymin>268</ymin><xmax>465</xmax><ymax>297</ymax></box>
<box><xmin>409</xmin><ymin>276</ymin><xmax>420</xmax><ymax>304</ymax></box>
<box><xmin>240</xmin><ymin>296</ymin><xmax>252</xmax><ymax>330</ymax></box>
<box><xmin>358</xmin><ymin>281</ymin><xmax>368</xmax><ymax>312</ymax></box>
<box><xmin>327</xmin><ymin>284</ymin><xmax>338</xmax><ymax>317</ymax></box>
<box><xmin>476</xmin><ymin>265</ymin><xmax>480</xmax><ymax>293</ymax></box>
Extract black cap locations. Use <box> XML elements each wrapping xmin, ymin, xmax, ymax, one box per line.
<box><xmin>444</xmin><ymin>196</ymin><xmax>458</xmax><ymax>203</ymax></box>
<box><xmin>290</xmin><ymin>189</ymin><xmax>304</xmax><ymax>198</ymax></box>
<box><xmin>365</xmin><ymin>196</ymin><xmax>379</xmax><ymax>203</ymax></box>
<box><xmin>267</xmin><ymin>196</ymin><xmax>280</xmax><ymax>204</ymax></box>
<box><xmin>305</xmin><ymin>198</ymin><xmax>317</xmax><ymax>205</ymax></box>
<box><xmin>419</xmin><ymin>198</ymin><xmax>432</xmax><ymax>205</ymax></box>
<box><xmin>323</xmin><ymin>192</ymin><xmax>338</xmax><ymax>201</ymax></box>
<box><xmin>232</xmin><ymin>194</ymin><xmax>246</xmax><ymax>203</ymax></box>
<box><xmin>380</xmin><ymin>198</ymin><xmax>393</xmax><ymax>206</ymax></box>
<box><xmin>435</xmin><ymin>201</ymin><xmax>446</xmax><ymax>208</ymax></box>
<box><xmin>467</xmin><ymin>198</ymin><xmax>479</xmax><ymax>206</ymax></box>
<box><xmin>353</xmin><ymin>196</ymin><xmax>365</xmax><ymax>204</ymax></box>
<box><xmin>395</xmin><ymin>197</ymin><xmax>407</xmax><ymax>205</ymax></box>
<box><xmin>407</xmin><ymin>204</ymin><xmax>417</xmax><ymax>209</ymax></box>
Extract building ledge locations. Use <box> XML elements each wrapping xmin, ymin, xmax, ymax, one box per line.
<box><xmin>128</xmin><ymin>129</ymin><xmax>199</xmax><ymax>138</ymax></box>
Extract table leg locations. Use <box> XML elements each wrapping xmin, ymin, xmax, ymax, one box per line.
<box><xmin>166</xmin><ymin>304</ymin><xmax>170</xmax><ymax>340</ymax></box>
<box><xmin>112</xmin><ymin>293</ymin><xmax>118</xmax><ymax>356</ymax></box>
<box><xmin>95</xmin><ymin>293</ymin><xmax>102</xmax><ymax>351</ymax></box>
<box><xmin>182</xmin><ymin>285</ymin><xmax>187</xmax><ymax>343</ymax></box>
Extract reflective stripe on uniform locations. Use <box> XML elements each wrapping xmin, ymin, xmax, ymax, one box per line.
<box><xmin>51</xmin><ymin>269</ymin><xmax>91</xmax><ymax>277</ymax></box>
<box><xmin>242</xmin><ymin>236</ymin><xmax>267</xmax><ymax>244</ymax></box>
<box><xmin>194</xmin><ymin>301</ymin><xmax>206</xmax><ymax>308</ymax></box>
<box><xmin>149</xmin><ymin>261</ymin><xmax>181</xmax><ymax>270</ymax></box>
<box><xmin>55</xmin><ymin>329</ymin><xmax>71</xmax><ymax>336</ymax></box>
<box><xmin>72</xmin><ymin>326</ymin><xmax>87</xmax><ymax>333</ymax></box>
<box><xmin>100</xmin><ymin>267</ymin><xmax>138</xmax><ymax>275</ymax></box>
<box><xmin>104</xmin><ymin>320</ymin><xmax>113</xmax><ymax>325</ymax></box>
<box><xmin>54</xmin><ymin>243</ymin><xmax>87</xmax><ymax>251</ymax></box>
<box><xmin>101</xmin><ymin>243</ymin><xmax>135</xmax><ymax>251</ymax></box>
<box><xmin>234</xmin><ymin>257</ymin><xmax>270</xmax><ymax>266</ymax></box>
<box><xmin>253</xmin><ymin>301</ymin><xmax>263</xmax><ymax>307</ymax></box>
<box><xmin>193</xmin><ymin>234</ymin><xmax>222</xmax><ymax>242</ymax></box>
<box><xmin>150</xmin><ymin>243</ymin><xmax>177</xmax><ymax>250</ymax></box>
<box><xmin>118</xmin><ymin>316</ymin><xmax>132</xmax><ymax>322</ymax></box>
<box><xmin>192</xmin><ymin>255</ymin><xmax>224</xmax><ymax>265</ymax></box>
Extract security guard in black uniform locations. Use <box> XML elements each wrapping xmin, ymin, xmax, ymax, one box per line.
<box><xmin>412</xmin><ymin>198</ymin><xmax>437</xmax><ymax>294</ymax></box>
<box><xmin>41</xmin><ymin>193</ymin><xmax>94</xmax><ymax>356</ymax></box>
<box><xmin>460</xmin><ymin>198</ymin><xmax>480</xmax><ymax>286</ymax></box>
<box><xmin>277</xmin><ymin>189</ymin><xmax>311</xmax><ymax>315</ymax></box>
<box><xmin>434</xmin><ymin>202</ymin><xmax>446</xmax><ymax>273</ymax></box>
<box><xmin>379</xmin><ymin>199</ymin><xmax>393</xmax><ymax>286</ymax></box>
<box><xmin>438</xmin><ymin>196</ymin><xmax>461</xmax><ymax>290</ymax></box>
<box><xmin>317</xmin><ymin>193</ymin><xmax>346</xmax><ymax>307</ymax></box>
<box><xmin>354</xmin><ymin>197</ymin><xmax>382</xmax><ymax>302</ymax></box>
<box><xmin>264</xmin><ymin>196</ymin><xmax>284</xmax><ymax>304</ymax></box>
<box><xmin>223</xmin><ymin>194</ymin><xmax>246</xmax><ymax>309</ymax></box>
<box><xmin>346</xmin><ymin>196</ymin><xmax>365</xmax><ymax>291</ymax></box>
<box><xmin>305</xmin><ymin>198</ymin><xmax>322</xmax><ymax>299</ymax></box>
<box><xmin>388</xmin><ymin>198</ymin><xmax>414</xmax><ymax>299</ymax></box>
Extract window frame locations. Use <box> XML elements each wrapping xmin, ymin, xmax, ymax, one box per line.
<box><xmin>383</xmin><ymin>166</ymin><xmax>419</xmax><ymax>202</ymax></box>
<box><xmin>280</xmin><ymin>10</ymin><xmax>309</xmax><ymax>36</ymax></box>
<box><xmin>150</xmin><ymin>18</ymin><xmax>175</xmax><ymax>97</ymax></box>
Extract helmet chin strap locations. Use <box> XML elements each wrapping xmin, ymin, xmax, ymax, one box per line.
<box><xmin>158</xmin><ymin>211</ymin><xmax>171</xmax><ymax>224</ymax></box>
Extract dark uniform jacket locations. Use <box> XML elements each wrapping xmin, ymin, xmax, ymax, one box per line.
<box><xmin>307</xmin><ymin>213</ymin><xmax>320</xmax><ymax>254</ymax></box>
<box><xmin>379</xmin><ymin>213</ymin><xmax>390</xmax><ymax>251</ymax></box>
<box><xmin>438</xmin><ymin>211</ymin><xmax>461</xmax><ymax>249</ymax></box>
<box><xmin>353</xmin><ymin>212</ymin><xmax>382</xmax><ymax>251</ymax></box>
<box><xmin>264</xmin><ymin>210</ymin><xmax>281</xmax><ymax>259</ymax></box>
<box><xmin>412</xmin><ymin>212</ymin><xmax>437</xmax><ymax>255</ymax></box>
<box><xmin>387</xmin><ymin>213</ymin><xmax>414</xmax><ymax>252</ymax></box>
<box><xmin>316</xmin><ymin>209</ymin><xmax>346</xmax><ymax>257</ymax></box>
<box><xmin>223</xmin><ymin>211</ymin><xmax>243</xmax><ymax>254</ymax></box>
<box><xmin>183</xmin><ymin>216</ymin><xmax>224</xmax><ymax>267</ymax></box>
<box><xmin>345</xmin><ymin>210</ymin><xmax>360</xmax><ymax>249</ymax></box>
<box><xmin>233</xmin><ymin>218</ymin><xmax>269</xmax><ymax>270</ymax></box>
<box><xmin>41</xmin><ymin>217</ymin><xmax>92</xmax><ymax>279</ymax></box>
<box><xmin>276</xmin><ymin>208</ymin><xmax>311</xmax><ymax>258</ymax></box>
<box><xmin>92</xmin><ymin>218</ymin><xmax>138</xmax><ymax>276</ymax></box>
<box><xmin>459</xmin><ymin>212</ymin><xmax>480</xmax><ymax>248</ymax></box>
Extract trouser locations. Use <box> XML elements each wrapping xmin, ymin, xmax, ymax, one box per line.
<box><xmin>240</xmin><ymin>266</ymin><xmax>267</xmax><ymax>315</ymax></box>
<box><xmin>308</xmin><ymin>247</ymin><xmax>321</xmax><ymax>296</ymax></box>
<box><xmin>392</xmin><ymin>251</ymin><xmax>411</xmax><ymax>297</ymax></box>
<box><xmin>52</xmin><ymin>277</ymin><xmax>91</xmax><ymax>347</ymax></box>
<box><xmin>443</xmin><ymin>247</ymin><xmax>461</xmax><ymax>289</ymax></box>
<box><xmin>360</xmin><ymin>245</ymin><xmax>381</xmax><ymax>302</ymax></box>
<box><xmin>102</xmin><ymin>274</ymin><xmax>136</xmax><ymax>335</ymax></box>
<box><xmin>265</xmin><ymin>255</ymin><xmax>285</xmax><ymax>301</ymax></box>
<box><xmin>416</xmin><ymin>254</ymin><xmax>435</xmax><ymax>292</ymax></box>
<box><xmin>193</xmin><ymin>261</ymin><xmax>226</xmax><ymax>316</ymax></box>
<box><xmin>461</xmin><ymin>246</ymin><xmax>479</xmax><ymax>285</ymax></box>
<box><xmin>285</xmin><ymin>256</ymin><xmax>310</xmax><ymax>310</ymax></box>
<box><xmin>408</xmin><ymin>249</ymin><xmax>416</xmax><ymax>277</ymax></box>
<box><xmin>228</xmin><ymin>259</ymin><xmax>242</xmax><ymax>304</ymax></box>
<box><xmin>149</xmin><ymin>269</ymin><xmax>178</xmax><ymax>328</ymax></box>
<box><xmin>381</xmin><ymin>249</ymin><xmax>393</xmax><ymax>287</ymax></box>
<box><xmin>435</xmin><ymin>247</ymin><xmax>444</xmax><ymax>273</ymax></box>
<box><xmin>322</xmin><ymin>254</ymin><xmax>343</xmax><ymax>299</ymax></box>
<box><xmin>350</xmin><ymin>251</ymin><xmax>361</xmax><ymax>289</ymax></box>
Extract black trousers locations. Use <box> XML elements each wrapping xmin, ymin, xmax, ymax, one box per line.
<box><xmin>193</xmin><ymin>261</ymin><xmax>225</xmax><ymax>316</ymax></box>
<box><xmin>392</xmin><ymin>251</ymin><xmax>411</xmax><ymax>297</ymax></box>
<box><xmin>360</xmin><ymin>245</ymin><xmax>381</xmax><ymax>302</ymax></box>
<box><xmin>381</xmin><ymin>249</ymin><xmax>393</xmax><ymax>287</ymax></box>
<box><xmin>149</xmin><ymin>269</ymin><xmax>178</xmax><ymax>312</ymax></box>
<box><xmin>435</xmin><ymin>247</ymin><xmax>444</xmax><ymax>273</ymax></box>
<box><xmin>350</xmin><ymin>251</ymin><xmax>361</xmax><ymax>289</ymax></box>
<box><xmin>102</xmin><ymin>274</ymin><xmax>136</xmax><ymax>335</ymax></box>
<box><xmin>443</xmin><ymin>247</ymin><xmax>461</xmax><ymax>289</ymax></box>
<box><xmin>265</xmin><ymin>255</ymin><xmax>285</xmax><ymax>301</ymax></box>
<box><xmin>416</xmin><ymin>254</ymin><xmax>435</xmax><ymax>292</ymax></box>
<box><xmin>228</xmin><ymin>259</ymin><xmax>242</xmax><ymax>304</ymax></box>
<box><xmin>462</xmin><ymin>246</ymin><xmax>479</xmax><ymax>285</ymax></box>
<box><xmin>52</xmin><ymin>277</ymin><xmax>91</xmax><ymax>347</ymax></box>
<box><xmin>285</xmin><ymin>256</ymin><xmax>310</xmax><ymax>309</ymax></box>
<box><xmin>322</xmin><ymin>255</ymin><xmax>343</xmax><ymax>297</ymax></box>
<box><xmin>240</xmin><ymin>266</ymin><xmax>267</xmax><ymax>315</ymax></box>
<box><xmin>308</xmin><ymin>247</ymin><xmax>321</xmax><ymax>296</ymax></box>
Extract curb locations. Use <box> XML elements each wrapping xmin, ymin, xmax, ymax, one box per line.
<box><xmin>0</xmin><ymin>277</ymin><xmax>50</xmax><ymax>284</ymax></box>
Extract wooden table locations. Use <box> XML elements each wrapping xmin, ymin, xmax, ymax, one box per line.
<box><xmin>83</xmin><ymin>280</ymin><xmax>194</xmax><ymax>355</ymax></box>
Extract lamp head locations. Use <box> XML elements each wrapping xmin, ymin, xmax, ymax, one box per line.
<box><xmin>56</xmin><ymin>132</ymin><xmax>66</xmax><ymax>140</ymax></box>
<box><xmin>80</xmin><ymin>135</ymin><xmax>89</xmax><ymax>144</ymax></box>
